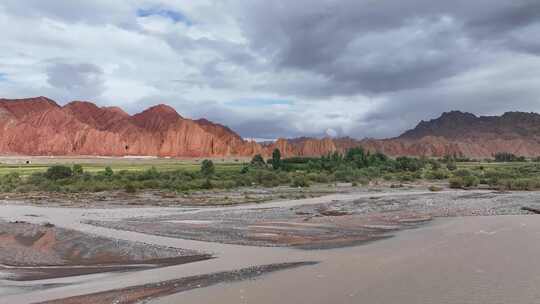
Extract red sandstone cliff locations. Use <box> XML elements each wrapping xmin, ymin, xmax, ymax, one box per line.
<box><xmin>265</xmin><ymin>111</ymin><xmax>540</xmax><ymax>158</ymax></box>
<box><xmin>0</xmin><ymin>97</ymin><xmax>263</xmax><ymax>157</ymax></box>
<box><xmin>1</xmin><ymin>97</ymin><xmax>539</xmax><ymax>158</ymax></box>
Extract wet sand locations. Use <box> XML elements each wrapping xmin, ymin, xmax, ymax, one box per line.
<box><xmin>38</xmin><ymin>262</ymin><xmax>317</xmax><ymax>304</ymax></box>
<box><xmin>0</xmin><ymin>221</ymin><xmax>210</xmax><ymax>281</ymax></box>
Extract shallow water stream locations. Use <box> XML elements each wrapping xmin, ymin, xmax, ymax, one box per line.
<box><xmin>155</xmin><ymin>215</ymin><xmax>540</xmax><ymax>304</ymax></box>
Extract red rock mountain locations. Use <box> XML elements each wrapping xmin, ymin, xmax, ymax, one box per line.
<box><xmin>0</xmin><ymin>97</ymin><xmax>263</xmax><ymax>157</ymax></box>
<box><xmin>363</xmin><ymin>111</ymin><xmax>540</xmax><ymax>158</ymax></box>
<box><xmin>0</xmin><ymin>97</ymin><xmax>538</xmax><ymax>158</ymax></box>
<box><xmin>271</xmin><ymin>111</ymin><xmax>540</xmax><ymax>158</ymax></box>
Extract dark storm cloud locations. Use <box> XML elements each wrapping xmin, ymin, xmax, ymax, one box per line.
<box><xmin>235</xmin><ymin>0</ymin><xmax>540</xmax><ymax>97</ymax></box>
<box><xmin>468</xmin><ymin>1</ymin><xmax>540</xmax><ymax>36</ymax></box>
<box><xmin>46</xmin><ymin>62</ymin><xmax>106</xmax><ymax>100</ymax></box>
<box><xmin>355</xmin><ymin>68</ymin><xmax>540</xmax><ymax>139</ymax></box>
<box><xmin>163</xmin><ymin>36</ymin><xmax>262</xmax><ymax>90</ymax></box>
<box><xmin>2</xmin><ymin>0</ymin><xmax>540</xmax><ymax>140</ymax></box>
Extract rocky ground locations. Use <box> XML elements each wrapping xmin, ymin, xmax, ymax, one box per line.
<box><xmin>86</xmin><ymin>189</ymin><xmax>538</xmax><ymax>250</ymax></box>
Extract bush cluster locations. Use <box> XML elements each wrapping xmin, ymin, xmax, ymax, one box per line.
<box><xmin>15</xmin><ymin>147</ymin><xmax>540</xmax><ymax>193</ymax></box>
<box><xmin>493</xmin><ymin>152</ymin><xmax>526</xmax><ymax>162</ymax></box>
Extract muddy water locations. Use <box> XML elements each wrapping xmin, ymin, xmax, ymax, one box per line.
<box><xmin>154</xmin><ymin>215</ymin><xmax>540</xmax><ymax>304</ymax></box>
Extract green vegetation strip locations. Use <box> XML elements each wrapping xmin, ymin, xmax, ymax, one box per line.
<box><xmin>0</xmin><ymin>149</ymin><xmax>539</xmax><ymax>193</ymax></box>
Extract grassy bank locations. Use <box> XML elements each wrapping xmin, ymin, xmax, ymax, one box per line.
<box><xmin>1</xmin><ymin>149</ymin><xmax>540</xmax><ymax>194</ymax></box>
<box><xmin>0</xmin><ymin>161</ymin><xmax>244</xmax><ymax>177</ymax></box>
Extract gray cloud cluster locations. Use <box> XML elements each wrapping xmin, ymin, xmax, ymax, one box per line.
<box><xmin>46</xmin><ymin>62</ymin><xmax>106</xmax><ymax>100</ymax></box>
<box><xmin>0</xmin><ymin>0</ymin><xmax>539</xmax><ymax>139</ymax></box>
<box><xmin>236</xmin><ymin>0</ymin><xmax>540</xmax><ymax>96</ymax></box>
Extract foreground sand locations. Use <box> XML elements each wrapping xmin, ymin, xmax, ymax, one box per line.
<box><xmin>1</xmin><ymin>187</ymin><xmax>540</xmax><ymax>303</ymax></box>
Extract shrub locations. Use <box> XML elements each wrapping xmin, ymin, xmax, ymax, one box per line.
<box><xmin>397</xmin><ymin>172</ymin><xmax>414</xmax><ymax>182</ymax></box>
<box><xmin>424</xmin><ymin>169</ymin><xmax>449</xmax><ymax>180</ymax></box>
<box><xmin>201</xmin><ymin>178</ymin><xmax>213</xmax><ymax>189</ymax></box>
<box><xmin>446</xmin><ymin>162</ymin><xmax>457</xmax><ymax>171</ymax></box>
<box><xmin>449</xmin><ymin>177</ymin><xmax>464</xmax><ymax>189</ymax></box>
<box><xmin>463</xmin><ymin>176</ymin><xmax>479</xmax><ymax>187</ymax></box>
<box><xmin>72</xmin><ymin>164</ymin><xmax>84</xmax><ymax>175</ymax></box>
<box><xmin>453</xmin><ymin>169</ymin><xmax>472</xmax><ymax>177</ymax></box>
<box><xmin>395</xmin><ymin>156</ymin><xmax>425</xmax><ymax>172</ymax></box>
<box><xmin>200</xmin><ymin>160</ymin><xmax>215</xmax><ymax>177</ymax></box>
<box><xmin>125</xmin><ymin>183</ymin><xmax>137</xmax><ymax>193</ymax></box>
<box><xmin>45</xmin><ymin>165</ymin><xmax>73</xmax><ymax>180</ymax></box>
<box><xmin>307</xmin><ymin>172</ymin><xmax>330</xmax><ymax>183</ymax></box>
<box><xmin>104</xmin><ymin>166</ymin><xmax>114</xmax><ymax>177</ymax></box>
<box><xmin>2</xmin><ymin>172</ymin><xmax>21</xmax><ymax>183</ymax></box>
<box><xmin>141</xmin><ymin>167</ymin><xmax>160</xmax><ymax>180</ymax></box>
<box><xmin>429</xmin><ymin>185</ymin><xmax>443</xmax><ymax>192</ymax></box>
<box><xmin>27</xmin><ymin>172</ymin><xmax>46</xmax><ymax>184</ymax></box>
<box><xmin>358</xmin><ymin>167</ymin><xmax>382</xmax><ymax>179</ymax></box>
<box><xmin>142</xmin><ymin>180</ymin><xmax>160</xmax><ymax>189</ymax></box>
<box><xmin>449</xmin><ymin>176</ymin><xmax>478</xmax><ymax>188</ymax></box>
<box><xmin>291</xmin><ymin>175</ymin><xmax>310</xmax><ymax>188</ymax></box>
<box><xmin>430</xmin><ymin>161</ymin><xmax>442</xmax><ymax>171</ymax></box>
<box><xmin>256</xmin><ymin>170</ymin><xmax>280</xmax><ymax>187</ymax></box>
<box><xmin>335</xmin><ymin>169</ymin><xmax>356</xmax><ymax>182</ymax></box>
<box><xmin>250</xmin><ymin>154</ymin><xmax>266</xmax><ymax>168</ymax></box>
<box><xmin>497</xmin><ymin>178</ymin><xmax>540</xmax><ymax>191</ymax></box>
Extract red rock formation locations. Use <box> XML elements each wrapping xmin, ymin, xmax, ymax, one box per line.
<box><xmin>1</xmin><ymin>97</ymin><xmax>540</xmax><ymax>158</ymax></box>
<box><xmin>0</xmin><ymin>96</ymin><xmax>59</xmax><ymax>119</ymax></box>
<box><xmin>63</xmin><ymin>101</ymin><xmax>129</xmax><ymax>130</ymax></box>
<box><xmin>360</xmin><ymin>111</ymin><xmax>540</xmax><ymax>158</ymax></box>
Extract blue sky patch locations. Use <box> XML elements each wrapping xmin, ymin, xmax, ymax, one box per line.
<box><xmin>0</xmin><ymin>73</ymin><xmax>7</xmax><ymax>82</ymax></box>
<box><xmin>137</xmin><ymin>7</ymin><xmax>192</xmax><ymax>25</ymax></box>
<box><xmin>226</xmin><ymin>99</ymin><xmax>293</xmax><ymax>107</ymax></box>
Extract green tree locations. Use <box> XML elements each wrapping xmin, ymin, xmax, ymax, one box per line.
<box><xmin>250</xmin><ymin>154</ymin><xmax>266</xmax><ymax>168</ymax></box>
<box><xmin>200</xmin><ymin>159</ymin><xmax>215</xmax><ymax>176</ymax></box>
<box><xmin>104</xmin><ymin>166</ymin><xmax>114</xmax><ymax>177</ymax></box>
<box><xmin>271</xmin><ymin>148</ymin><xmax>282</xmax><ymax>170</ymax></box>
<box><xmin>345</xmin><ymin>147</ymin><xmax>368</xmax><ymax>168</ymax></box>
<box><xmin>494</xmin><ymin>152</ymin><xmax>525</xmax><ymax>162</ymax></box>
<box><xmin>45</xmin><ymin>165</ymin><xmax>73</xmax><ymax>180</ymax></box>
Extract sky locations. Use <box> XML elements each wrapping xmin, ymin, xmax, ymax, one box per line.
<box><xmin>0</xmin><ymin>0</ymin><xmax>539</xmax><ymax>140</ymax></box>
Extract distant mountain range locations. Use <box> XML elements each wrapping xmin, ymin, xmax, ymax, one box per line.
<box><xmin>1</xmin><ymin>97</ymin><xmax>539</xmax><ymax>158</ymax></box>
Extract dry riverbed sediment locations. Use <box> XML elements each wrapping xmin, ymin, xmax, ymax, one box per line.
<box><xmin>0</xmin><ymin>221</ymin><xmax>209</xmax><ymax>281</ymax></box>
<box><xmin>2</xmin><ymin>186</ymin><xmax>540</xmax><ymax>303</ymax></box>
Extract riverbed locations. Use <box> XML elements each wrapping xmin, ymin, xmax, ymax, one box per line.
<box><xmin>1</xmin><ymin>188</ymin><xmax>540</xmax><ymax>303</ymax></box>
